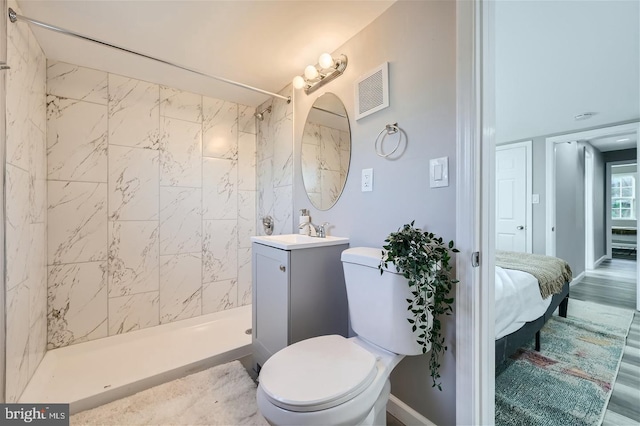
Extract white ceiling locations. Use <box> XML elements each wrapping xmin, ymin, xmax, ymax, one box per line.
<box><xmin>16</xmin><ymin>0</ymin><xmax>394</xmax><ymax>107</ymax></box>
<box><xmin>589</xmin><ymin>132</ymin><xmax>637</xmax><ymax>153</ymax></box>
<box><xmin>495</xmin><ymin>0</ymin><xmax>640</xmax><ymax>145</ymax></box>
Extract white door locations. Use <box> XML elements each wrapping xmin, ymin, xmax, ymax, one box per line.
<box><xmin>496</xmin><ymin>143</ymin><xmax>530</xmax><ymax>252</ymax></box>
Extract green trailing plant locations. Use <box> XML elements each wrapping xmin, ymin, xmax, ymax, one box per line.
<box><xmin>379</xmin><ymin>221</ymin><xmax>459</xmax><ymax>391</ymax></box>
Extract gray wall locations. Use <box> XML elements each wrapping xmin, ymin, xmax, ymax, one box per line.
<box><xmin>549</xmin><ymin>139</ymin><xmax>603</xmax><ymax>272</ymax></box>
<box><xmin>292</xmin><ymin>2</ymin><xmax>456</xmax><ymax>424</ymax></box>
<box><xmin>532</xmin><ymin>139</ymin><xmax>547</xmax><ymax>254</ymax></box>
<box><xmin>555</xmin><ymin>142</ymin><xmax>586</xmax><ymax>276</ymax></box>
<box><xmin>559</xmin><ymin>141</ymin><xmax>607</xmax><ymax>272</ymax></box>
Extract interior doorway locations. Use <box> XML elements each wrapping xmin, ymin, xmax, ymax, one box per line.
<box><xmin>462</xmin><ymin>0</ymin><xmax>640</xmax><ymax>423</ymax></box>
<box><xmin>608</xmin><ymin>161</ymin><xmax>638</xmax><ymax>261</ymax></box>
<box><xmin>545</xmin><ymin>122</ymin><xmax>640</xmax><ymax>309</ymax></box>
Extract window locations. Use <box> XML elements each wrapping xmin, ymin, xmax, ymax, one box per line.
<box><xmin>612</xmin><ymin>174</ymin><xmax>636</xmax><ymax>220</ymax></box>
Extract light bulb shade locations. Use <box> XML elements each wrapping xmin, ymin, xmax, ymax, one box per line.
<box><xmin>304</xmin><ymin>65</ymin><xmax>319</xmax><ymax>80</ymax></box>
<box><xmin>318</xmin><ymin>53</ymin><xmax>334</xmax><ymax>69</ymax></box>
<box><xmin>292</xmin><ymin>75</ymin><xmax>306</xmax><ymax>90</ymax></box>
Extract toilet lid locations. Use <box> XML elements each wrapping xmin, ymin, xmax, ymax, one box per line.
<box><xmin>259</xmin><ymin>335</ymin><xmax>378</xmax><ymax>412</ymax></box>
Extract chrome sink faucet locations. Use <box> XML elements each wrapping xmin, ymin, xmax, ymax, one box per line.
<box><xmin>316</xmin><ymin>222</ymin><xmax>330</xmax><ymax>238</ymax></box>
<box><xmin>298</xmin><ymin>220</ymin><xmax>330</xmax><ymax>238</ymax></box>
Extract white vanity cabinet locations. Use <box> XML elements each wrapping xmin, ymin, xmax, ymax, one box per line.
<box><xmin>251</xmin><ymin>237</ymin><xmax>350</xmax><ymax>373</ymax></box>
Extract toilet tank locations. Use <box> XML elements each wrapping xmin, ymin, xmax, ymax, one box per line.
<box><xmin>341</xmin><ymin>247</ymin><xmax>429</xmax><ymax>356</ymax></box>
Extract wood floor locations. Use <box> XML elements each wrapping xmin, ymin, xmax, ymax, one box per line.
<box><xmin>571</xmin><ymin>258</ymin><xmax>640</xmax><ymax>425</ymax></box>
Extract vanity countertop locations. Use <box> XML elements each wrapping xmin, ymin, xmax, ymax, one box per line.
<box><xmin>251</xmin><ymin>234</ymin><xmax>349</xmax><ymax>250</ymax></box>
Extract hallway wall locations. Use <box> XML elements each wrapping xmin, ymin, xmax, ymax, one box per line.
<box><xmin>555</xmin><ymin>142</ymin><xmax>586</xmax><ymax>276</ymax></box>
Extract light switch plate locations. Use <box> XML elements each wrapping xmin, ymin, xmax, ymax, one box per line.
<box><xmin>362</xmin><ymin>168</ymin><xmax>373</xmax><ymax>192</ymax></box>
<box><xmin>532</xmin><ymin>194</ymin><xmax>540</xmax><ymax>204</ymax></box>
<box><xmin>429</xmin><ymin>157</ymin><xmax>449</xmax><ymax>188</ymax></box>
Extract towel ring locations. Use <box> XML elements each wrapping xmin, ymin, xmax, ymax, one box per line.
<box><xmin>375</xmin><ymin>123</ymin><xmax>401</xmax><ymax>158</ymax></box>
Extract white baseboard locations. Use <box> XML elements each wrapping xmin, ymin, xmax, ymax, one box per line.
<box><xmin>570</xmin><ymin>271</ymin><xmax>585</xmax><ymax>286</ymax></box>
<box><xmin>387</xmin><ymin>394</ymin><xmax>436</xmax><ymax>426</ymax></box>
<box><xmin>594</xmin><ymin>255</ymin><xmax>607</xmax><ymax>268</ymax></box>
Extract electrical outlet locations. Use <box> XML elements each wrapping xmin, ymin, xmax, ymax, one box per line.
<box><xmin>362</xmin><ymin>168</ymin><xmax>373</xmax><ymax>192</ymax></box>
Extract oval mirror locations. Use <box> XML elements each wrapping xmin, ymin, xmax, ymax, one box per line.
<box><xmin>301</xmin><ymin>93</ymin><xmax>351</xmax><ymax>210</ymax></box>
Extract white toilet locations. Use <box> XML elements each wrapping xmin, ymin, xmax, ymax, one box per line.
<box><xmin>256</xmin><ymin>247</ymin><xmax>430</xmax><ymax>426</ymax></box>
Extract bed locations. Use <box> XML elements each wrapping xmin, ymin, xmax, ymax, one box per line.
<box><xmin>494</xmin><ymin>251</ymin><xmax>572</xmax><ymax>366</ymax></box>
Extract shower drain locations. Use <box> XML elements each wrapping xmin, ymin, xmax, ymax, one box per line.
<box><xmin>245</xmin><ymin>328</ymin><xmax>252</xmax><ymax>335</ymax></box>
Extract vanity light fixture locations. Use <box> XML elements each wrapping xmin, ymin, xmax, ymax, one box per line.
<box><xmin>293</xmin><ymin>53</ymin><xmax>348</xmax><ymax>94</ymax></box>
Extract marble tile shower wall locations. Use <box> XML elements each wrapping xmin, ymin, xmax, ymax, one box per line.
<box><xmin>46</xmin><ymin>60</ymin><xmax>257</xmax><ymax>349</ymax></box>
<box><xmin>4</xmin><ymin>0</ymin><xmax>47</xmax><ymax>402</ymax></box>
<box><xmin>257</xmin><ymin>86</ymin><xmax>294</xmax><ymax>235</ymax></box>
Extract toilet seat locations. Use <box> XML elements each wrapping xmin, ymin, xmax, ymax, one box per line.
<box><xmin>259</xmin><ymin>335</ymin><xmax>378</xmax><ymax>412</ymax></box>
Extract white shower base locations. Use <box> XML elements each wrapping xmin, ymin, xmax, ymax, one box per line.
<box><xmin>19</xmin><ymin>305</ymin><xmax>252</xmax><ymax>414</ymax></box>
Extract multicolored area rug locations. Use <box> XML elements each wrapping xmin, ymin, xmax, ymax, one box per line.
<box><xmin>495</xmin><ymin>299</ymin><xmax>634</xmax><ymax>426</ymax></box>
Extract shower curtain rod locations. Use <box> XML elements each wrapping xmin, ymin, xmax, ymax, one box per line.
<box><xmin>312</xmin><ymin>105</ymin><xmax>347</xmax><ymax>118</ymax></box>
<box><xmin>7</xmin><ymin>8</ymin><xmax>291</xmax><ymax>103</ymax></box>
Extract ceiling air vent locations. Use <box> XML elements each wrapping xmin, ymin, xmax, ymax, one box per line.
<box><xmin>574</xmin><ymin>112</ymin><xmax>597</xmax><ymax>121</ymax></box>
<box><xmin>355</xmin><ymin>62</ymin><xmax>389</xmax><ymax>120</ymax></box>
